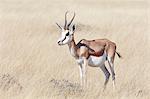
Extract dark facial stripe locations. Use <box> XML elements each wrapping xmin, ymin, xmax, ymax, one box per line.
<box><xmin>62</xmin><ymin>36</ymin><xmax>66</xmax><ymax>42</ymax></box>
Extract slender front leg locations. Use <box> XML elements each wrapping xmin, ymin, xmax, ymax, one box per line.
<box><xmin>82</xmin><ymin>57</ymin><xmax>88</xmax><ymax>88</ymax></box>
<box><xmin>78</xmin><ymin>64</ymin><xmax>83</xmax><ymax>86</ymax></box>
<box><xmin>79</xmin><ymin>46</ymin><xmax>89</xmax><ymax>88</ymax></box>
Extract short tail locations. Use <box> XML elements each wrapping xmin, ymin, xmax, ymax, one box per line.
<box><xmin>115</xmin><ymin>51</ymin><xmax>122</xmax><ymax>58</ymax></box>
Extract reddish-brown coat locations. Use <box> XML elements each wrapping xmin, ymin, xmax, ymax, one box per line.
<box><xmin>69</xmin><ymin>38</ymin><xmax>117</xmax><ymax>60</ymax></box>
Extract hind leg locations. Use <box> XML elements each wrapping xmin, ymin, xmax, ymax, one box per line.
<box><xmin>107</xmin><ymin>56</ymin><xmax>116</xmax><ymax>89</ymax></box>
<box><xmin>100</xmin><ymin>64</ymin><xmax>110</xmax><ymax>91</ymax></box>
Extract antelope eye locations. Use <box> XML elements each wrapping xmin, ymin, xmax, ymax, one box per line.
<box><xmin>66</xmin><ymin>32</ymin><xmax>69</xmax><ymax>36</ymax></box>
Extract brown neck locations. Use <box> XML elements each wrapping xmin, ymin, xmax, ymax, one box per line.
<box><xmin>68</xmin><ymin>38</ymin><xmax>78</xmax><ymax>58</ymax></box>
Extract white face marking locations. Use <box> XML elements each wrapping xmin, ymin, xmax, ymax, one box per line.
<box><xmin>57</xmin><ymin>30</ymin><xmax>73</xmax><ymax>45</ymax></box>
<box><xmin>88</xmin><ymin>52</ymin><xmax>107</xmax><ymax>67</ymax></box>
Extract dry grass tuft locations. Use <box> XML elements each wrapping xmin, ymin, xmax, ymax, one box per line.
<box><xmin>49</xmin><ymin>78</ymin><xmax>83</xmax><ymax>97</ymax></box>
<box><xmin>0</xmin><ymin>74</ymin><xmax>23</xmax><ymax>94</ymax></box>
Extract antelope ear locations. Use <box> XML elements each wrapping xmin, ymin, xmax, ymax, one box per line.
<box><xmin>72</xmin><ymin>24</ymin><xmax>75</xmax><ymax>32</ymax></box>
<box><xmin>70</xmin><ymin>24</ymin><xmax>75</xmax><ymax>35</ymax></box>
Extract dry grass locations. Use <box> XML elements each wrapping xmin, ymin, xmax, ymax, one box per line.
<box><xmin>0</xmin><ymin>0</ymin><xmax>149</xmax><ymax>99</ymax></box>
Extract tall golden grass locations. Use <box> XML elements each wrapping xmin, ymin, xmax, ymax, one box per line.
<box><xmin>0</xmin><ymin>0</ymin><xmax>149</xmax><ymax>99</ymax></box>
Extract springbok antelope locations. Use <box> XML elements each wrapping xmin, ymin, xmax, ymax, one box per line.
<box><xmin>56</xmin><ymin>12</ymin><xmax>121</xmax><ymax>90</ymax></box>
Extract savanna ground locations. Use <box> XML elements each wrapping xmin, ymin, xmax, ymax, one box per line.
<box><xmin>0</xmin><ymin>0</ymin><xmax>149</xmax><ymax>99</ymax></box>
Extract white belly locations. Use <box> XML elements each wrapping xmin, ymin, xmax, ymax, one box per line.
<box><xmin>88</xmin><ymin>52</ymin><xmax>107</xmax><ymax>67</ymax></box>
<box><xmin>76</xmin><ymin>52</ymin><xmax>107</xmax><ymax>67</ymax></box>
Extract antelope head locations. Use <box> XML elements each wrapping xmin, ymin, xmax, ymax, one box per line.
<box><xmin>56</xmin><ymin>12</ymin><xmax>76</xmax><ymax>45</ymax></box>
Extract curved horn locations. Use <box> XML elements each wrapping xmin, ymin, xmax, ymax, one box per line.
<box><xmin>64</xmin><ymin>11</ymin><xmax>68</xmax><ymax>29</ymax></box>
<box><xmin>67</xmin><ymin>12</ymin><xmax>75</xmax><ymax>29</ymax></box>
<box><xmin>56</xmin><ymin>23</ymin><xmax>62</xmax><ymax>30</ymax></box>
